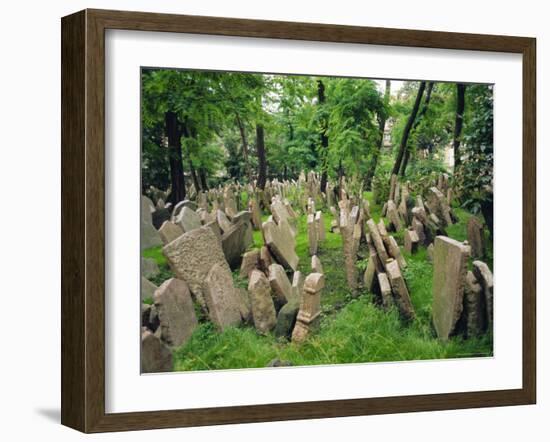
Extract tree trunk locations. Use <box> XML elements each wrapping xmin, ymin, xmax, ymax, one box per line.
<box><xmin>365</xmin><ymin>79</ymin><xmax>391</xmax><ymax>189</ymax></box>
<box><xmin>164</xmin><ymin>111</ymin><xmax>186</xmax><ymax>203</ymax></box>
<box><xmin>453</xmin><ymin>83</ymin><xmax>466</xmax><ymax>168</ymax></box>
<box><xmin>256</xmin><ymin>124</ymin><xmax>267</xmax><ymax>190</ymax></box>
<box><xmin>188</xmin><ymin>158</ymin><xmax>201</xmax><ymax>193</ymax></box>
<box><xmin>317</xmin><ymin>80</ymin><xmax>329</xmax><ymax>194</ymax></box>
<box><xmin>392</xmin><ymin>81</ymin><xmax>426</xmax><ymax>176</ymax></box>
<box><xmin>236</xmin><ymin>113</ymin><xmax>252</xmax><ymax>183</ymax></box>
<box><xmin>199</xmin><ymin>168</ymin><xmax>208</xmax><ymax>191</ymax></box>
<box><xmin>399</xmin><ymin>81</ymin><xmax>434</xmax><ymax>176</ymax></box>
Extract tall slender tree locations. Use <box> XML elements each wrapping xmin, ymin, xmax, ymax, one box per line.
<box><xmin>317</xmin><ymin>79</ymin><xmax>329</xmax><ymax>193</ymax></box>
<box><xmin>391</xmin><ymin>81</ymin><xmax>426</xmax><ymax>176</ymax></box>
<box><xmin>164</xmin><ymin>111</ymin><xmax>186</xmax><ymax>203</ymax></box>
<box><xmin>453</xmin><ymin>83</ymin><xmax>467</xmax><ymax>168</ymax></box>
<box><xmin>256</xmin><ymin>124</ymin><xmax>267</xmax><ymax>190</ymax></box>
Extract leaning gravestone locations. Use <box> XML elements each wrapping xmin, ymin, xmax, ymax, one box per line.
<box><xmin>292</xmin><ymin>273</ymin><xmax>325</xmax><ymax>343</ymax></box>
<box><xmin>202</xmin><ymin>263</ymin><xmax>243</xmax><ymax>331</ymax></box>
<box><xmin>141</xmin><ymin>257</ymin><xmax>160</xmax><ymax>279</ymax></box>
<box><xmin>163</xmin><ymin>226</ymin><xmax>230</xmax><ymax>310</ymax></box>
<box><xmin>473</xmin><ymin>260</ymin><xmax>494</xmax><ymax>330</ymax></box>
<box><xmin>307</xmin><ymin>213</ymin><xmax>318</xmax><ymax>256</ymax></box>
<box><xmin>141</xmin><ymin>220</ymin><xmax>162</xmax><ymax>251</ymax></box>
<box><xmin>176</xmin><ymin>207</ymin><xmax>202</xmax><ymax>233</ymax></box>
<box><xmin>221</xmin><ymin>220</ymin><xmax>252</xmax><ymax>270</ymax></box>
<box><xmin>464</xmin><ymin>270</ymin><xmax>486</xmax><ymax>337</ymax></box>
<box><xmin>141</xmin><ymin>195</ymin><xmax>155</xmax><ymax>225</ymax></box>
<box><xmin>467</xmin><ymin>217</ymin><xmax>485</xmax><ymax>258</ymax></box>
<box><xmin>248</xmin><ymin>270</ymin><xmax>277</xmax><ymax>334</ymax></box>
<box><xmin>141</xmin><ymin>277</ymin><xmax>157</xmax><ymax>302</ymax></box>
<box><xmin>141</xmin><ymin>329</ymin><xmax>173</xmax><ymax>373</ymax></box>
<box><xmin>268</xmin><ymin>263</ymin><xmax>292</xmax><ymax>308</ymax></box>
<box><xmin>216</xmin><ymin>209</ymin><xmax>233</xmax><ymax>233</ymax></box>
<box><xmin>159</xmin><ymin>220</ymin><xmax>184</xmax><ymax>245</ymax></box>
<box><xmin>386</xmin><ymin>259</ymin><xmax>415</xmax><ymax>321</ymax></box>
<box><xmin>274</xmin><ymin>295</ymin><xmax>300</xmax><ymax>339</ymax></box>
<box><xmin>240</xmin><ymin>249</ymin><xmax>260</xmax><ymax>278</ymax></box>
<box><xmin>154</xmin><ymin>278</ymin><xmax>198</xmax><ymax>348</ymax></box>
<box><xmin>432</xmin><ymin>236</ymin><xmax>470</xmax><ymax>340</ymax></box>
<box><xmin>262</xmin><ymin>219</ymin><xmax>299</xmax><ymax>271</ymax></box>
<box><xmin>404</xmin><ymin>228</ymin><xmax>420</xmax><ymax>254</ymax></box>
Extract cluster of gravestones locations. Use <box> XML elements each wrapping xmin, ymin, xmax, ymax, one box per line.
<box><xmin>141</xmin><ymin>182</ymin><xmax>331</xmax><ymax>372</ymax></box>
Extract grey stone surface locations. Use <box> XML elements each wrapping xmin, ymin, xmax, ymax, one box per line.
<box><xmin>203</xmin><ymin>263</ymin><xmax>243</xmax><ymax>331</ymax></box>
<box><xmin>473</xmin><ymin>260</ymin><xmax>494</xmax><ymax>330</ymax></box>
<box><xmin>464</xmin><ymin>270</ymin><xmax>486</xmax><ymax>338</ymax></box>
<box><xmin>366</xmin><ymin>219</ymin><xmax>389</xmax><ymax>263</ymax></box>
<box><xmin>221</xmin><ymin>220</ymin><xmax>252</xmax><ymax>270</ymax></box>
<box><xmin>274</xmin><ymin>295</ymin><xmax>300</xmax><ymax>339</ymax></box>
<box><xmin>386</xmin><ymin>259</ymin><xmax>415</xmax><ymax>321</ymax></box>
<box><xmin>141</xmin><ymin>220</ymin><xmax>162</xmax><ymax>251</ymax></box>
<box><xmin>404</xmin><ymin>228</ymin><xmax>420</xmax><ymax>254</ymax></box>
<box><xmin>141</xmin><ymin>277</ymin><xmax>158</xmax><ymax>302</ymax></box>
<box><xmin>268</xmin><ymin>263</ymin><xmax>292</xmax><ymax>308</ymax></box>
<box><xmin>262</xmin><ymin>219</ymin><xmax>299</xmax><ymax>271</ymax></box>
<box><xmin>432</xmin><ymin>236</ymin><xmax>470</xmax><ymax>340</ymax></box>
<box><xmin>292</xmin><ymin>273</ymin><xmax>325</xmax><ymax>343</ymax></box>
<box><xmin>141</xmin><ymin>257</ymin><xmax>160</xmax><ymax>279</ymax></box>
<box><xmin>141</xmin><ymin>195</ymin><xmax>155</xmax><ymax>224</ymax></box>
<box><xmin>240</xmin><ymin>249</ymin><xmax>260</xmax><ymax>278</ymax></box>
<box><xmin>141</xmin><ymin>328</ymin><xmax>173</xmax><ymax>373</ymax></box>
<box><xmin>377</xmin><ymin>272</ymin><xmax>393</xmax><ymax>310</ymax></box>
<box><xmin>248</xmin><ymin>270</ymin><xmax>277</xmax><ymax>334</ymax></box>
<box><xmin>163</xmin><ymin>226</ymin><xmax>230</xmax><ymax>310</ymax></box>
<box><xmin>311</xmin><ymin>255</ymin><xmax>323</xmax><ymax>274</ymax></box>
<box><xmin>159</xmin><ymin>220</ymin><xmax>184</xmax><ymax>245</ymax></box>
<box><xmin>467</xmin><ymin>217</ymin><xmax>485</xmax><ymax>258</ymax></box>
<box><xmin>176</xmin><ymin>207</ymin><xmax>202</xmax><ymax>233</ymax></box>
<box><xmin>154</xmin><ymin>278</ymin><xmax>198</xmax><ymax>348</ymax></box>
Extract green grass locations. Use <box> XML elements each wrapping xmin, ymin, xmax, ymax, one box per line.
<box><xmin>171</xmin><ymin>196</ymin><xmax>493</xmax><ymax>372</ymax></box>
<box><xmin>141</xmin><ymin>245</ymin><xmax>173</xmax><ymax>286</ymax></box>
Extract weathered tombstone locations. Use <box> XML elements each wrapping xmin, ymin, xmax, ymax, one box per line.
<box><xmin>268</xmin><ymin>263</ymin><xmax>292</xmax><ymax>308</ymax></box>
<box><xmin>159</xmin><ymin>220</ymin><xmax>184</xmax><ymax>245</ymax></box>
<box><xmin>141</xmin><ymin>195</ymin><xmax>155</xmax><ymax>224</ymax></box>
<box><xmin>141</xmin><ymin>220</ymin><xmax>162</xmax><ymax>250</ymax></box>
<box><xmin>203</xmin><ymin>263</ymin><xmax>243</xmax><ymax>331</ymax></box>
<box><xmin>386</xmin><ymin>200</ymin><xmax>403</xmax><ymax>231</ymax></box>
<box><xmin>172</xmin><ymin>199</ymin><xmax>198</xmax><ymax>219</ymax></box>
<box><xmin>389</xmin><ymin>174</ymin><xmax>398</xmax><ymax>201</ymax></box>
<box><xmin>249</xmin><ymin>198</ymin><xmax>262</xmax><ymax>230</ymax></box>
<box><xmin>274</xmin><ymin>295</ymin><xmax>300</xmax><ymax>339</ymax></box>
<box><xmin>363</xmin><ymin>253</ymin><xmax>377</xmax><ymax>293</ymax></box>
<box><xmin>377</xmin><ymin>219</ymin><xmax>389</xmax><ymax>241</ymax></box>
<box><xmin>411</xmin><ymin>216</ymin><xmax>426</xmax><ymax>245</ymax></box>
<box><xmin>340</xmin><ymin>215</ymin><xmax>358</xmax><ymax>294</ymax></box>
<box><xmin>141</xmin><ymin>257</ymin><xmax>160</xmax><ymax>279</ymax></box>
<box><xmin>386</xmin><ymin>259</ymin><xmax>415</xmax><ymax>321</ymax></box>
<box><xmin>432</xmin><ymin>236</ymin><xmax>470</xmax><ymax>340</ymax></box>
<box><xmin>163</xmin><ymin>226</ymin><xmax>230</xmax><ymax>310</ymax></box>
<box><xmin>141</xmin><ymin>329</ymin><xmax>173</xmax><ymax>373</ymax></box>
<box><xmin>307</xmin><ymin>213</ymin><xmax>318</xmax><ymax>256</ymax></box>
<box><xmin>384</xmin><ymin>235</ymin><xmax>407</xmax><ymax>269</ymax></box>
<box><xmin>291</xmin><ymin>270</ymin><xmax>304</xmax><ymax>299</ymax></box>
<box><xmin>311</xmin><ymin>255</ymin><xmax>324</xmax><ymax>274</ymax></box>
<box><xmin>141</xmin><ymin>277</ymin><xmax>158</xmax><ymax>302</ymax></box>
<box><xmin>154</xmin><ymin>278</ymin><xmax>198</xmax><ymax>348</ymax></box>
<box><xmin>248</xmin><ymin>270</ymin><xmax>277</xmax><ymax>334</ymax></box>
<box><xmin>427</xmin><ymin>243</ymin><xmax>434</xmax><ymax>262</ymax></box>
<box><xmin>262</xmin><ymin>219</ymin><xmax>299</xmax><ymax>271</ymax></box>
<box><xmin>175</xmin><ymin>207</ymin><xmax>202</xmax><ymax>233</ymax></box>
<box><xmin>467</xmin><ymin>217</ymin><xmax>485</xmax><ymax>258</ymax></box>
<box><xmin>464</xmin><ymin>270</ymin><xmax>486</xmax><ymax>338</ymax></box>
<box><xmin>240</xmin><ymin>249</ymin><xmax>260</xmax><ymax>278</ymax></box>
<box><xmin>259</xmin><ymin>245</ymin><xmax>274</xmax><ymax>274</ymax></box>
<box><xmin>472</xmin><ymin>260</ymin><xmax>494</xmax><ymax>330</ymax></box>
<box><xmin>292</xmin><ymin>273</ymin><xmax>325</xmax><ymax>343</ymax></box>
<box><xmin>366</xmin><ymin>219</ymin><xmax>389</xmax><ymax>263</ymax></box>
<box><xmin>216</xmin><ymin>209</ymin><xmax>233</xmax><ymax>233</ymax></box>
<box><xmin>223</xmin><ymin>188</ymin><xmax>238</xmax><ymax>218</ymax></box>
<box><xmin>315</xmin><ymin>211</ymin><xmax>326</xmax><ymax>241</ymax></box>
<box><xmin>377</xmin><ymin>272</ymin><xmax>393</xmax><ymax>310</ymax></box>
<box><xmin>426</xmin><ymin>187</ymin><xmax>453</xmax><ymax>227</ymax></box>
<box><xmin>404</xmin><ymin>228</ymin><xmax>420</xmax><ymax>254</ymax></box>
<box><xmin>221</xmin><ymin>221</ymin><xmax>252</xmax><ymax>270</ymax></box>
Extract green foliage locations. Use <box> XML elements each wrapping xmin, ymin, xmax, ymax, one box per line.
<box><xmin>455</xmin><ymin>85</ymin><xmax>494</xmax><ymax>215</ymax></box>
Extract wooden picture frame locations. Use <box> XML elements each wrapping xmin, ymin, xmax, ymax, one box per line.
<box><xmin>61</xmin><ymin>8</ymin><xmax>536</xmax><ymax>433</ymax></box>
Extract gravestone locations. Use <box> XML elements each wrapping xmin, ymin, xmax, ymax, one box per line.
<box><xmin>221</xmin><ymin>220</ymin><xmax>253</xmax><ymax>270</ymax></box>
<box><xmin>363</xmin><ymin>253</ymin><xmax>377</xmax><ymax>293</ymax></box>
<box><xmin>383</xmin><ymin>235</ymin><xmax>407</xmax><ymax>269</ymax></box>
<box><xmin>159</xmin><ymin>220</ymin><xmax>184</xmax><ymax>245</ymax></box>
<box><xmin>152</xmin><ymin>208</ymin><xmax>171</xmax><ymax>230</ymax></box>
<box><xmin>366</xmin><ymin>219</ymin><xmax>389</xmax><ymax>263</ymax></box>
<box><xmin>141</xmin><ymin>220</ymin><xmax>162</xmax><ymax>251</ymax></box>
<box><xmin>248</xmin><ymin>270</ymin><xmax>277</xmax><ymax>334</ymax></box>
<box><xmin>141</xmin><ymin>257</ymin><xmax>160</xmax><ymax>279</ymax></box>
<box><xmin>268</xmin><ymin>263</ymin><xmax>292</xmax><ymax>308</ymax></box>
<box><xmin>163</xmin><ymin>226</ymin><xmax>230</xmax><ymax>310</ymax></box>
<box><xmin>315</xmin><ymin>211</ymin><xmax>326</xmax><ymax>241</ymax></box>
<box><xmin>216</xmin><ymin>209</ymin><xmax>233</xmax><ymax>233</ymax></box>
<box><xmin>141</xmin><ymin>329</ymin><xmax>173</xmax><ymax>373</ymax></box>
<box><xmin>249</xmin><ymin>198</ymin><xmax>262</xmax><ymax>230</ymax></box>
<box><xmin>464</xmin><ymin>270</ymin><xmax>486</xmax><ymax>337</ymax></box>
<box><xmin>432</xmin><ymin>236</ymin><xmax>470</xmax><ymax>340</ymax></box>
<box><xmin>259</xmin><ymin>246</ymin><xmax>274</xmax><ymax>274</ymax></box>
<box><xmin>386</xmin><ymin>259</ymin><xmax>415</xmax><ymax>321</ymax></box>
<box><xmin>175</xmin><ymin>207</ymin><xmax>201</xmax><ymax>233</ymax></box>
<box><xmin>154</xmin><ymin>278</ymin><xmax>198</xmax><ymax>348</ymax></box>
<box><xmin>240</xmin><ymin>249</ymin><xmax>260</xmax><ymax>278</ymax></box>
<box><xmin>404</xmin><ymin>228</ymin><xmax>420</xmax><ymax>254</ymax></box>
<box><xmin>307</xmin><ymin>213</ymin><xmax>318</xmax><ymax>256</ymax></box>
<box><xmin>141</xmin><ymin>195</ymin><xmax>155</xmax><ymax>224</ymax></box>
<box><xmin>467</xmin><ymin>217</ymin><xmax>485</xmax><ymax>258</ymax></box>
<box><xmin>377</xmin><ymin>272</ymin><xmax>393</xmax><ymax>310</ymax></box>
<box><xmin>203</xmin><ymin>263</ymin><xmax>243</xmax><ymax>331</ymax></box>
<box><xmin>291</xmin><ymin>270</ymin><xmax>304</xmax><ymax>299</ymax></box>
<box><xmin>386</xmin><ymin>200</ymin><xmax>402</xmax><ymax>231</ymax></box>
<box><xmin>274</xmin><ymin>295</ymin><xmax>300</xmax><ymax>339</ymax></box>
<box><xmin>262</xmin><ymin>219</ymin><xmax>299</xmax><ymax>271</ymax></box>
<box><xmin>292</xmin><ymin>273</ymin><xmax>325</xmax><ymax>343</ymax></box>
<box><xmin>411</xmin><ymin>217</ymin><xmax>426</xmax><ymax>245</ymax></box>
<box><xmin>473</xmin><ymin>260</ymin><xmax>494</xmax><ymax>330</ymax></box>
<box><xmin>141</xmin><ymin>277</ymin><xmax>157</xmax><ymax>302</ymax></box>
<box><xmin>311</xmin><ymin>255</ymin><xmax>323</xmax><ymax>274</ymax></box>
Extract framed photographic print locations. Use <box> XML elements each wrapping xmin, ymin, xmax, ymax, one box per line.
<box><xmin>61</xmin><ymin>9</ymin><xmax>536</xmax><ymax>433</ymax></box>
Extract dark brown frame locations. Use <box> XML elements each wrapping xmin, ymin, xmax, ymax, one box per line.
<box><xmin>61</xmin><ymin>8</ymin><xmax>536</xmax><ymax>433</ymax></box>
